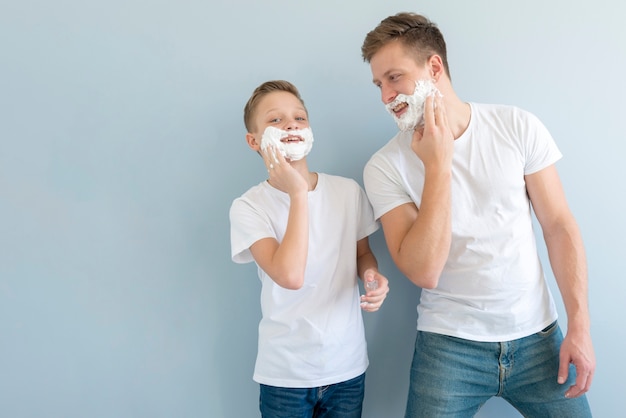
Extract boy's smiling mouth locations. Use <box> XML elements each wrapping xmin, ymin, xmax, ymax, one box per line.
<box><xmin>260</xmin><ymin>126</ymin><xmax>314</xmax><ymax>161</ymax></box>
<box><xmin>281</xmin><ymin>135</ymin><xmax>304</xmax><ymax>143</ymax></box>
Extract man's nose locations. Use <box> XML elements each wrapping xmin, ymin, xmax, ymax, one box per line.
<box><xmin>381</xmin><ymin>85</ymin><xmax>397</xmax><ymax>105</ymax></box>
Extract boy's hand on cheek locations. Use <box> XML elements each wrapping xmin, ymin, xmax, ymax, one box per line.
<box><xmin>262</xmin><ymin>146</ymin><xmax>308</xmax><ymax>196</ymax></box>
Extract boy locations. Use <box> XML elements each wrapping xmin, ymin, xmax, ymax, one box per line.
<box><xmin>230</xmin><ymin>80</ymin><xmax>389</xmax><ymax>418</ymax></box>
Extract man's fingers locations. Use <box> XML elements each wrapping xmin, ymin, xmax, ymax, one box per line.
<box><xmin>567</xmin><ymin>367</ymin><xmax>593</xmax><ymax>398</ymax></box>
<box><xmin>560</xmin><ymin>354</ymin><xmax>594</xmax><ymax>398</ymax></box>
<box><xmin>423</xmin><ymin>95</ymin><xmax>435</xmax><ymax>127</ymax></box>
<box><xmin>434</xmin><ymin>94</ymin><xmax>447</xmax><ymax>126</ymax></box>
<box><xmin>557</xmin><ymin>351</ymin><xmax>571</xmax><ymax>385</ymax></box>
<box><xmin>565</xmin><ymin>381</ymin><xmax>588</xmax><ymax>399</ymax></box>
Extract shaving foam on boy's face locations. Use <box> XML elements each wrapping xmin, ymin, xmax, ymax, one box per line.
<box><xmin>386</xmin><ymin>80</ymin><xmax>442</xmax><ymax>131</ymax></box>
<box><xmin>260</xmin><ymin>126</ymin><xmax>314</xmax><ymax>161</ymax></box>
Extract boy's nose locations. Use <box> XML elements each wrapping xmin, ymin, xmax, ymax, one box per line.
<box><xmin>285</xmin><ymin>120</ymin><xmax>300</xmax><ymax>130</ymax></box>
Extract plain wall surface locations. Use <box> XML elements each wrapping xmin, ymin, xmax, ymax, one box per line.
<box><xmin>1</xmin><ymin>1</ymin><xmax>624</xmax><ymax>417</ymax></box>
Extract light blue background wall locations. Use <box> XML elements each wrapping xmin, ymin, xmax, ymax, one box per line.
<box><xmin>1</xmin><ymin>1</ymin><xmax>624</xmax><ymax>417</ymax></box>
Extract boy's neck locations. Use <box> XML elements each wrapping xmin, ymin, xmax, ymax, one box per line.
<box><xmin>306</xmin><ymin>172</ymin><xmax>319</xmax><ymax>191</ymax></box>
<box><xmin>268</xmin><ymin>161</ymin><xmax>318</xmax><ymax>192</ymax></box>
<box><xmin>294</xmin><ymin>163</ymin><xmax>318</xmax><ymax>191</ymax></box>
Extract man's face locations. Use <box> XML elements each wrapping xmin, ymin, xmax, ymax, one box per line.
<box><xmin>384</xmin><ymin>79</ymin><xmax>440</xmax><ymax>131</ymax></box>
<box><xmin>370</xmin><ymin>42</ymin><xmax>433</xmax><ymax>126</ymax></box>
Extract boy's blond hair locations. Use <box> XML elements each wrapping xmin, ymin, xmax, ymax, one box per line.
<box><xmin>243</xmin><ymin>80</ymin><xmax>307</xmax><ymax>132</ymax></box>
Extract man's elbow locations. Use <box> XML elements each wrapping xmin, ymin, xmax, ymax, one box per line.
<box><xmin>410</xmin><ymin>275</ymin><xmax>439</xmax><ymax>289</ymax></box>
<box><xmin>278</xmin><ymin>273</ymin><xmax>305</xmax><ymax>290</ymax></box>
<box><xmin>420</xmin><ymin>277</ymin><xmax>439</xmax><ymax>289</ymax></box>
<box><xmin>403</xmin><ymin>268</ymin><xmax>441</xmax><ymax>289</ymax></box>
<box><xmin>394</xmin><ymin>250</ymin><xmax>446</xmax><ymax>290</ymax></box>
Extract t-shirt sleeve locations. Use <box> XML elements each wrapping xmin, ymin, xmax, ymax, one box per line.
<box><xmin>363</xmin><ymin>153</ymin><xmax>414</xmax><ymax>221</ymax></box>
<box><xmin>521</xmin><ymin>110</ymin><xmax>563</xmax><ymax>175</ymax></box>
<box><xmin>229</xmin><ymin>197</ymin><xmax>273</xmax><ymax>264</ymax></box>
<box><xmin>355</xmin><ymin>184</ymin><xmax>379</xmax><ymax>240</ymax></box>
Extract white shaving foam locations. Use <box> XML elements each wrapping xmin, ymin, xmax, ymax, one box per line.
<box><xmin>260</xmin><ymin>126</ymin><xmax>314</xmax><ymax>161</ymax></box>
<box><xmin>385</xmin><ymin>80</ymin><xmax>442</xmax><ymax>131</ymax></box>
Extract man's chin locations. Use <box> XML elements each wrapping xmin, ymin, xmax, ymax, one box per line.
<box><xmin>394</xmin><ymin>118</ymin><xmax>417</xmax><ymax>132</ymax></box>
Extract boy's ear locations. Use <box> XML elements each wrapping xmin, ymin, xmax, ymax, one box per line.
<box><xmin>246</xmin><ymin>133</ymin><xmax>261</xmax><ymax>151</ymax></box>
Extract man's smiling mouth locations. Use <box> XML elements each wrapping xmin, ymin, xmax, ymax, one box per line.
<box><xmin>393</xmin><ymin>102</ymin><xmax>408</xmax><ymax>115</ymax></box>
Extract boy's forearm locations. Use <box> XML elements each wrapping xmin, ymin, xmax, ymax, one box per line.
<box><xmin>357</xmin><ymin>250</ymin><xmax>378</xmax><ymax>281</ymax></box>
<box><xmin>356</xmin><ymin>236</ymin><xmax>381</xmax><ymax>281</ymax></box>
<box><xmin>270</xmin><ymin>193</ymin><xmax>309</xmax><ymax>288</ymax></box>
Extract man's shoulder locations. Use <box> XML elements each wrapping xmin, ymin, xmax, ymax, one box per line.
<box><xmin>366</xmin><ymin>131</ymin><xmax>410</xmax><ymax>165</ymax></box>
<box><xmin>471</xmin><ymin>102</ymin><xmax>535</xmax><ymax>121</ymax></box>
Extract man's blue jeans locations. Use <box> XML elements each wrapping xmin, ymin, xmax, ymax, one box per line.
<box><xmin>260</xmin><ymin>373</ymin><xmax>365</xmax><ymax>418</ymax></box>
<box><xmin>405</xmin><ymin>321</ymin><xmax>592</xmax><ymax>417</ymax></box>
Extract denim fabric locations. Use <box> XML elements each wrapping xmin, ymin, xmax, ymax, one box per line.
<box><xmin>405</xmin><ymin>322</ymin><xmax>592</xmax><ymax>417</ymax></box>
<box><xmin>260</xmin><ymin>373</ymin><xmax>365</xmax><ymax>418</ymax></box>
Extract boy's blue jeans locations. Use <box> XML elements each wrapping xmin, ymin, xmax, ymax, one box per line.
<box><xmin>405</xmin><ymin>321</ymin><xmax>592</xmax><ymax>417</ymax></box>
<box><xmin>260</xmin><ymin>373</ymin><xmax>365</xmax><ymax>418</ymax></box>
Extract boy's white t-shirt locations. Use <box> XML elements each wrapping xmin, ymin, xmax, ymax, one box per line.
<box><xmin>230</xmin><ymin>173</ymin><xmax>379</xmax><ymax>387</ymax></box>
<box><xmin>364</xmin><ymin>103</ymin><xmax>560</xmax><ymax>342</ymax></box>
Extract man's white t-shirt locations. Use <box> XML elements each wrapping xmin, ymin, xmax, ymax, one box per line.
<box><xmin>364</xmin><ymin>103</ymin><xmax>560</xmax><ymax>342</ymax></box>
<box><xmin>230</xmin><ymin>173</ymin><xmax>379</xmax><ymax>387</ymax></box>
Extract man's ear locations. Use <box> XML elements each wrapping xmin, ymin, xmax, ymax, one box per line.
<box><xmin>246</xmin><ymin>133</ymin><xmax>260</xmax><ymax>151</ymax></box>
<box><xmin>428</xmin><ymin>54</ymin><xmax>445</xmax><ymax>82</ymax></box>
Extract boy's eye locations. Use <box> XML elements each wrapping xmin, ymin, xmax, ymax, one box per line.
<box><xmin>269</xmin><ymin>118</ymin><xmax>280</xmax><ymax>123</ymax></box>
<box><xmin>296</xmin><ymin>117</ymin><xmax>306</xmax><ymax>121</ymax></box>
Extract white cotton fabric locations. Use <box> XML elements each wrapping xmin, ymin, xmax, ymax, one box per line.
<box><xmin>230</xmin><ymin>173</ymin><xmax>379</xmax><ymax>387</ymax></box>
<box><xmin>363</xmin><ymin>103</ymin><xmax>561</xmax><ymax>342</ymax></box>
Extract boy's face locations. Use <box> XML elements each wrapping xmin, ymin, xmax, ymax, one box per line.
<box><xmin>247</xmin><ymin>91</ymin><xmax>313</xmax><ymax>161</ymax></box>
<box><xmin>249</xmin><ymin>91</ymin><xmax>309</xmax><ymax>140</ymax></box>
<box><xmin>370</xmin><ymin>41</ymin><xmax>432</xmax><ymax>119</ymax></box>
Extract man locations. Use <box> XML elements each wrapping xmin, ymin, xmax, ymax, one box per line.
<box><xmin>361</xmin><ymin>12</ymin><xmax>594</xmax><ymax>417</ymax></box>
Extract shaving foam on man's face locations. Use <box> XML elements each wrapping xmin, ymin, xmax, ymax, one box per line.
<box><xmin>260</xmin><ymin>126</ymin><xmax>314</xmax><ymax>161</ymax></box>
<box><xmin>385</xmin><ymin>80</ymin><xmax>442</xmax><ymax>131</ymax></box>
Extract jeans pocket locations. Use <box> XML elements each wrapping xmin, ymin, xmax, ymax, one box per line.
<box><xmin>539</xmin><ymin>320</ymin><xmax>558</xmax><ymax>336</ymax></box>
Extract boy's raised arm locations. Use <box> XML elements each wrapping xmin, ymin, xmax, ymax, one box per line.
<box><xmin>250</xmin><ymin>147</ymin><xmax>310</xmax><ymax>290</ymax></box>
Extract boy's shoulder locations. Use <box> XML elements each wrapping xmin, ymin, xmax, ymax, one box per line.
<box><xmin>315</xmin><ymin>174</ymin><xmax>368</xmax><ymax>204</ymax></box>
<box><xmin>317</xmin><ymin>172</ymin><xmax>362</xmax><ymax>189</ymax></box>
<box><xmin>231</xmin><ymin>180</ymin><xmax>273</xmax><ymax>207</ymax></box>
